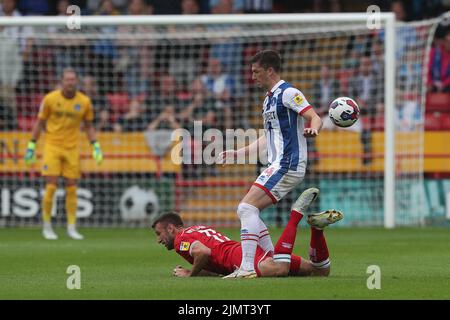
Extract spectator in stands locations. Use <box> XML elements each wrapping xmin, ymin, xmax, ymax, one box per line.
<box><xmin>90</xmin><ymin>24</ymin><xmax>118</xmax><ymax>95</ymax></box>
<box><xmin>147</xmin><ymin>73</ymin><xmax>183</xmax><ymax>121</ymax></box>
<box><xmin>209</xmin><ymin>0</ymin><xmax>244</xmax><ymax>75</ymax></box>
<box><xmin>178</xmin><ymin>78</ymin><xmax>217</xmax><ymax>133</ymax></box>
<box><xmin>174</xmin><ymin>79</ymin><xmax>218</xmax><ymax>180</ymax></box>
<box><xmin>81</xmin><ymin>75</ymin><xmax>112</xmax><ymax>131</ymax></box>
<box><xmin>243</xmin><ymin>0</ymin><xmax>272</xmax><ymax>13</ymax></box>
<box><xmin>313</xmin><ymin>64</ymin><xmax>340</xmax><ymax>118</ymax></box>
<box><xmin>95</xmin><ymin>0</ymin><xmax>120</xmax><ymax>15</ymax></box>
<box><xmin>310</xmin><ymin>64</ymin><xmax>339</xmax><ymax>169</ymax></box>
<box><xmin>210</xmin><ymin>0</ymin><xmax>243</xmax><ymax>14</ymax></box>
<box><xmin>115</xmin><ymin>1</ymin><xmax>154</xmax><ymax>100</ymax></box>
<box><xmin>351</xmin><ymin>55</ymin><xmax>381</xmax><ymax>165</ymax></box>
<box><xmin>154</xmin><ymin>0</ymin><xmax>203</xmax><ymax>88</ymax></box>
<box><xmin>56</xmin><ymin>0</ymin><xmax>69</xmax><ymax>15</ymax></box>
<box><xmin>339</xmin><ymin>37</ymin><xmax>362</xmax><ymax>99</ymax></box>
<box><xmin>428</xmin><ymin>29</ymin><xmax>450</xmax><ymax>93</ymax></box>
<box><xmin>147</xmin><ymin>105</ymin><xmax>180</xmax><ymax>131</ymax></box>
<box><xmin>0</xmin><ymin>0</ymin><xmax>19</xmax><ymax>16</ymax></box>
<box><xmin>127</xmin><ymin>0</ymin><xmax>153</xmax><ymax>14</ymax></box>
<box><xmin>370</xmin><ymin>38</ymin><xmax>384</xmax><ymax>80</ymax></box>
<box><xmin>200</xmin><ymin>58</ymin><xmax>234</xmax><ymax>130</ymax></box>
<box><xmin>87</xmin><ymin>0</ymin><xmax>127</xmax><ymax>14</ymax></box>
<box><xmin>115</xmin><ymin>43</ymin><xmax>153</xmax><ymax>99</ymax></box>
<box><xmin>181</xmin><ymin>0</ymin><xmax>200</xmax><ymax>14</ymax></box>
<box><xmin>50</xmin><ymin>0</ymin><xmax>88</xmax><ymax>15</ymax></box>
<box><xmin>352</xmin><ymin>55</ymin><xmax>382</xmax><ymax>116</ymax></box>
<box><xmin>113</xmin><ymin>97</ymin><xmax>150</xmax><ymax>132</ymax></box>
<box><xmin>147</xmin><ymin>102</ymin><xmax>203</xmax><ymax>179</ymax></box>
<box><xmin>391</xmin><ymin>0</ymin><xmax>408</xmax><ymax>22</ymax></box>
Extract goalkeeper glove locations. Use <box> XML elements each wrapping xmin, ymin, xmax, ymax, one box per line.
<box><xmin>91</xmin><ymin>141</ymin><xmax>103</xmax><ymax>165</ymax></box>
<box><xmin>24</xmin><ymin>141</ymin><xmax>37</xmax><ymax>165</ymax></box>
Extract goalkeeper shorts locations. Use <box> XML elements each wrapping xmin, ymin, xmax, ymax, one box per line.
<box><xmin>41</xmin><ymin>143</ymin><xmax>81</xmax><ymax>179</ymax></box>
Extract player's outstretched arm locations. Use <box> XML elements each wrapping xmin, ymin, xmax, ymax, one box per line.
<box><xmin>172</xmin><ymin>265</ymin><xmax>192</xmax><ymax>277</ymax></box>
<box><xmin>173</xmin><ymin>265</ymin><xmax>219</xmax><ymax>277</ymax></box>
<box><xmin>301</xmin><ymin>108</ymin><xmax>323</xmax><ymax>137</ymax></box>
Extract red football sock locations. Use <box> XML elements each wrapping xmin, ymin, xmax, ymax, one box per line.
<box><xmin>289</xmin><ymin>255</ymin><xmax>302</xmax><ymax>275</ymax></box>
<box><xmin>309</xmin><ymin>227</ymin><xmax>330</xmax><ymax>267</ymax></box>
<box><xmin>273</xmin><ymin>210</ymin><xmax>303</xmax><ymax>260</ymax></box>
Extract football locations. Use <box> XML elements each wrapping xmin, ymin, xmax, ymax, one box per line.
<box><xmin>328</xmin><ymin>97</ymin><xmax>360</xmax><ymax>128</ymax></box>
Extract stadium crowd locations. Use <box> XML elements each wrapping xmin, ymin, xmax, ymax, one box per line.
<box><xmin>0</xmin><ymin>0</ymin><xmax>449</xmax><ymax>139</ymax></box>
<box><xmin>0</xmin><ymin>0</ymin><xmax>448</xmax><ymax>17</ymax></box>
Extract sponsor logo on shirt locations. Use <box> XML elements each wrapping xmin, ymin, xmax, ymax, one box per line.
<box><xmin>293</xmin><ymin>94</ymin><xmax>303</xmax><ymax>105</ymax></box>
<box><xmin>179</xmin><ymin>241</ymin><xmax>190</xmax><ymax>252</ymax></box>
<box><xmin>74</xmin><ymin>104</ymin><xmax>81</xmax><ymax>111</ymax></box>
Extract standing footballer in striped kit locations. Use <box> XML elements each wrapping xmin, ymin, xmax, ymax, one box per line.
<box><xmin>217</xmin><ymin>50</ymin><xmax>324</xmax><ymax>278</ymax></box>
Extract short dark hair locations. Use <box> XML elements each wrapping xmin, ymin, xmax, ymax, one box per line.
<box><xmin>151</xmin><ymin>212</ymin><xmax>184</xmax><ymax>229</ymax></box>
<box><xmin>61</xmin><ymin>67</ymin><xmax>77</xmax><ymax>79</ymax></box>
<box><xmin>251</xmin><ymin>50</ymin><xmax>282</xmax><ymax>73</ymax></box>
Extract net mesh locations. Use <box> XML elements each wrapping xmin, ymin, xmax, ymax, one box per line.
<box><xmin>0</xmin><ymin>15</ymin><xmax>440</xmax><ymax>227</ymax></box>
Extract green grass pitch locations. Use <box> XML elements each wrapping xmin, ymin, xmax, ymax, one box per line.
<box><xmin>0</xmin><ymin>227</ymin><xmax>449</xmax><ymax>300</ymax></box>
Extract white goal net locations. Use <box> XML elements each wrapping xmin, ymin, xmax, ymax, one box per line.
<box><xmin>0</xmin><ymin>13</ymin><xmax>442</xmax><ymax>228</ymax></box>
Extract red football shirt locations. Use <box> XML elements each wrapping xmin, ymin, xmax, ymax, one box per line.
<box><xmin>174</xmin><ymin>225</ymin><xmax>267</xmax><ymax>275</ymax></box>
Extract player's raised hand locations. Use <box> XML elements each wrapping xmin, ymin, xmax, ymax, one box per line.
<box><xmin>303</xmin><ymin>128</ymin><xmax>319</xmax><ymax>137</ymax></box>
<box><xmin>215</xmin><ymin>150</ymin><xmax>237</xmax><ymax>166</ymax></box>
<box><xmin>24</xmin><ymin>141</ymin><xmax>37</xmax><ymax>165</ymax></box>
<box><xmin>91</xmin><ymin>141</ymin><xmax>103</xmax><ymax>165</ymax></box>
<box><xmin>173</xmin><ymin>265</ymin><xmax>191</xmax><ymax>277</ymax></box>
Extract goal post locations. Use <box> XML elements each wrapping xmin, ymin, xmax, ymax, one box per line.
<box><xmin>0</xmin><ymin>12</ymin><xmax>437</xmax><ymax>228</ymax></box>
<box><xmin>384</xmin><ymin>13</ymin><xmax>396</xmax><ymax>229</ymax></box>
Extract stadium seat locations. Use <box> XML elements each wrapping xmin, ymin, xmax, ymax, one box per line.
<box><xmin>17</xmin><ymin>116</ymin><xmax>35</xmax><ymax>131</ymax></box>
<box><xmin>440</xmin><ymin>113</ymin><xmax>450</xmax><ymax>130</ymax></box>
<box><xmin>426</xmin><ymin>92</ymin><xmax>450</xmax><ymax>112</ymax></box>
<box><xmin>424</xmin><ymin>112</ymin><xmax>443</xmax><ymax>131</ymax></box>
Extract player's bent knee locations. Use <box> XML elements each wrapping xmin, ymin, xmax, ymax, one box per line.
<box><xmin>275</xmin><ymin>264</ymin><xmax>290</xmax><ymax>277</ymax></box>
<box><xmin>237</xmin><ymin>202</ymin><xmax>259</xmax><ymax>219</ymax></box>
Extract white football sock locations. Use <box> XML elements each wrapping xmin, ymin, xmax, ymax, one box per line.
<box><xmin>258</xmin><ymin>219</ymin><xmax>274</xmax><ymax>254</ymax></box>
<box><xmin>237</xmin><ymin>203</ymin><xmax>260</xmax><ymax>271</ymax></box>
